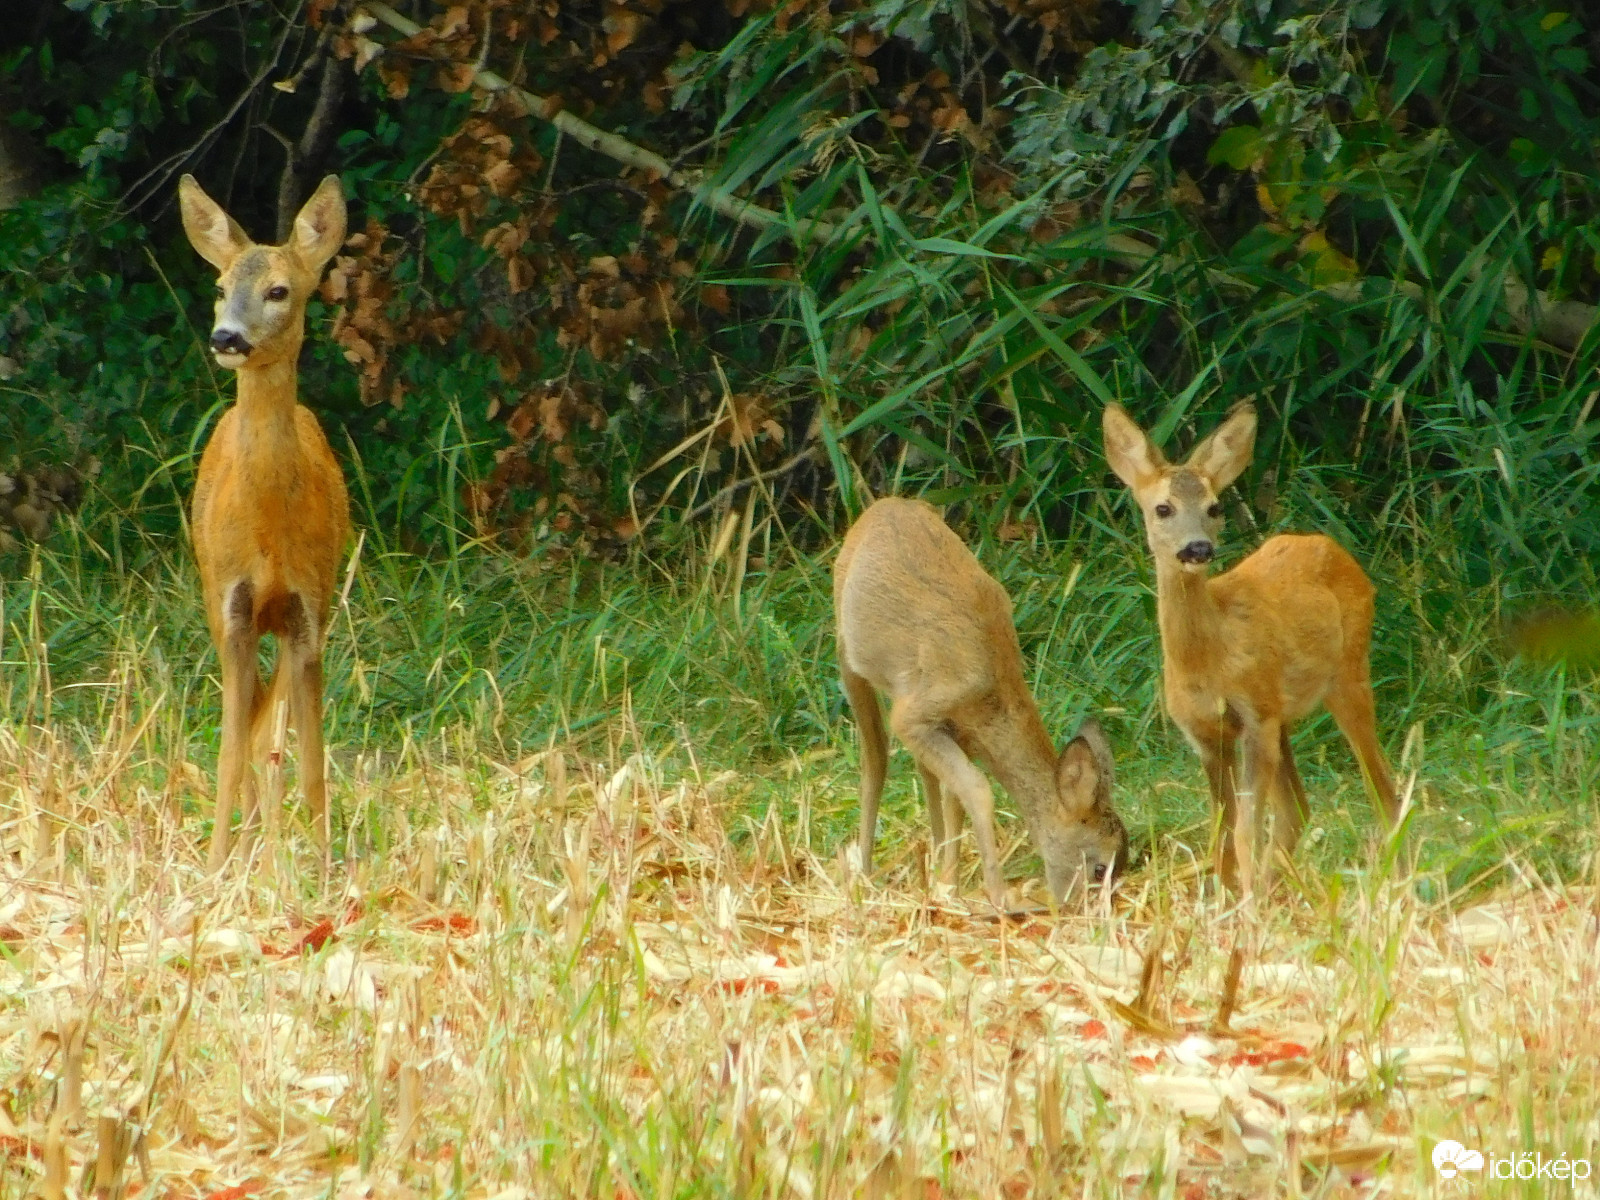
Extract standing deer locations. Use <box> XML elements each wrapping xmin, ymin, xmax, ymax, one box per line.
<box><xmin>835</xmin><ymin>497</ymin><xmax>1128</xmax><ymax>907</ymax></box>
<box><xmin>1102</xmin><ymin>402</ymin><xmax>1399</xmax><ymax>893</ymax></box>
<box><xmin>178</xmin><ymin>174</ymin><xmax>351</xmax><ymax>871</ymax></box>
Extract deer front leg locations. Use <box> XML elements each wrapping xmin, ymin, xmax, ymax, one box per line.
<box><xmin>210</xmin><ymin>582</ymin><xmax>261</xmax><ymax>873</ymax></box>
<box><xmin>282</xmin><ymin>600</ymin><xmax>331</xmax><ymax>855</ymax></box>
<box><xmin>1237</xmin><ymin>718</ymin><xmax>1285</xmax><ymax>896</ymax></box>
<box><xmin>1197</xmin><ymin>736</ymin><xmax>1240</xmax><ymax>891</ymax></box>
<box><xmin>917</xmin><ymin>763</ymin><xmax>963</xmax><ymax>887</ymax></box>
<box><xmin>893</xmin><ymin>705</ymin><xmax>1005</xmax><ymax>909</ymax></box>
<box><xmin>841</xmin><ymin>665</ymin><xmax>889</xmax><ymax>875</ymax></box>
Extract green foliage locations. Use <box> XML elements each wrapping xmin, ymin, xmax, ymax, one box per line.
<box><xmin>0</xmin><ymin>0</ymin><xmax>1595</xmax><ymax>677</ymax></box>
<box><xmin>3</xmin><ymin>0</ymin><xmax>1597</xmax><ymax>589</ymax></box>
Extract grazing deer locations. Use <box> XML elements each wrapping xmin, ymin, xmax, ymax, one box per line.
<box><xmin>1102</xmin><ymin>402</ymin><xmax>1399</xmax><ymax>893</ymax></box>
<box><xmin>834</xmin><ymin>497</ymin><xmax>1128</xmax><ymax>907</ymax></box>
<box><xmin>178</xmin><ymin>174</ymin><xmax>350</xmax><ymax>871</ymax></box>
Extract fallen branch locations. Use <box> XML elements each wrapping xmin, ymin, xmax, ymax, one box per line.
<box><xmin>1201</xmin><ymin>20</ymin><xmax>1594</xmax><ymax>350</ymax></box>
<box><xmin>1499</xmin><ymin>273</ymin><xmax>1597</xmax><ymax>353</ymax></box>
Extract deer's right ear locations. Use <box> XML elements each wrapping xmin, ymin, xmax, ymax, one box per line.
<box><xmin>1102</xmin><ymin>404</ymin><xmax>1165</xmax><ymax>490</ymax></box>
<box><xmin>178</xmin><ymin>175</ymin><xmax>251</xmax><ymax>272</ymax></box>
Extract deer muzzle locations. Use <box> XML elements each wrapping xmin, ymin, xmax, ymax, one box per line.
<box><xmin>210</xmin><ymin>329</ymin><xmax>253</xmax><ymax>359</ymax></box>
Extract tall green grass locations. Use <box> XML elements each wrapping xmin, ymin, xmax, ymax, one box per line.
<box><xmin>2</xmin><ymin>425</ymin><xmax>1594</xmax><ymax>901</ymax></box>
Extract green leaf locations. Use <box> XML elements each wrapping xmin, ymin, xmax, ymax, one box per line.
<box><xmin>1381</xmin><ymin>192</ymin><xmax>1432</xmax><ymax>282</ymax></box>
<box><xmin>1207</xmin><ymin>125</ymin><xmax>1263</xmax><ymax>170</ymax></box>
<box><xmin>1552</xmin><ymin>46</ymin><xmax>1588</xmax><ymax>72</ymax></box>
<box><xmin>994</xmin><ymin>279</ymin><xmax>1113</xmax><ymax>407</ymax></box>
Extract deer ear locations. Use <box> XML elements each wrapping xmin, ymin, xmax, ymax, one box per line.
<box><xmin>291</xmin><ymin>174</ymin><xmax>347</xmax><ymax>270</ymax></box>
<box><xmin>1186</xmin><ymin>402</ymin><xmax>1256</xmax><ymax>492</ymax></box>
<box><xmin>1102</xmin><ymin>404</ymin><xmax>1166</xmax><ymax>490</ymax></box>
<box><xmin>1055</xmin><ymin>718</ymin><xmax>1113</xmax><ymax>816</ymax></box>
<box><xmin>178</xmin><ymin>175</ymin><xmax>251</xmax><ymax>272</ymax></box>
<box><xmin>1073</xmin><ymin>717</ymin><xmax>1115</xmax><ymax>785</ymax></box>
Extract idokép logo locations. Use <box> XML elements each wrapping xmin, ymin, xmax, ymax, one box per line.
<box><xmin>1432</xmin><ymin>1139</ymin><xmax>1593</xmax><ymax>1183</ymax></box>
<box><xmin>1432</xmin><ymin>1140</ymin><xmax>1485</xmax><ymax>1179</ymax></box>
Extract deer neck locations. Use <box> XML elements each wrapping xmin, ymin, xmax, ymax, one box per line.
<box><xmin>1153</xmin><ymin>557</ymin><xmax>1222</xmax><ymax>673</ymax></box>
<box><xmin>976</xmin><ymin>699</ymin><xmax>1059</xmax><ymax>824</ymax></box>
<box><xmin>231</xmin><ymin>356</ymin><xmax>301</xmax><ymax>447</ymax></box>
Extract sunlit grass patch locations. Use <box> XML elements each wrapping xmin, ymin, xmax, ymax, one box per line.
<box><xmin>2</xmin><ymin>491</ymin><xmax>1598</xmax><ymax>1195</ymax></box>
<box><xmin>2</xmin><ymin>712</ymin><xmax>1597</xmax><ymax>1197</ymax></box>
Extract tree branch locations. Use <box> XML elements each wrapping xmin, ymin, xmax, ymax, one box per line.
<box><xmin>120</xmin><ymin>9</ymin><xmax>298</xmax><ymax>216</ymax></box>
<box><xmin>360</xmin><ymin>2</ymin><xmax>1597</xmax><ymax>353</ymax></box>
<box><xmin>361</xmin><ymin>2</ymin><xmax>836</xmax><ymax>245</ymax></box>
<box><xmin>275</xmin><ymin>29</ymin><xmax>348</xmax><ymax>240</ymax></box>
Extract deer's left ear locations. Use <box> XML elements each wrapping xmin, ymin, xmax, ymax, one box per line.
<box><xmin>291</xmin><ymin>175</ymin><xmax>347</xmax><ymax>270</ymax></box>
<box><xmin>1186</xmin><ymin>402</ymin><xmax>1256</xmax><ymax>492</ymax></box>
<box><xmin>1055</xmin><ymin>718</ymin><xmax>1113</xmax><ymax>816</ymax></box>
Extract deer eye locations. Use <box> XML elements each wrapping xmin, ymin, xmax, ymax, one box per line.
<box><xmin>1206</xmin><ymin>503</ymin><xmax>1223</xmax><ymax>518</ymax></box>
<box><xmin>1154</xmin><ymin>503</ymin><xmax>1174</xmax><ymax>519</ymax></box>
<box><xmin>266</xmin><ymin>285</ymin><xmax>290</xmax><ymax>302</ymax></box>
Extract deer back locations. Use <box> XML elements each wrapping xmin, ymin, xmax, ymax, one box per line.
<box><xmin>835</xmin><ymin>498</ymin><xmax>1022</xmax><ymax>702</ymax></box>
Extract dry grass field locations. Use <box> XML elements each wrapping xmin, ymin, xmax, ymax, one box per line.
<box><xmin>3</xmin><ymin>716</ymin><xmax>1596</xmax><ymax>1199</ymax></box>
<box><xmin>7</xmin><ymin>2</ymin><xmax>1600</xmax><ymax>1190</ymax></box>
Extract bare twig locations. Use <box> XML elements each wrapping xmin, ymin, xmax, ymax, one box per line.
<box><xmin>682</xmin><ymin>448</ymin><xmax>817</xmax><ymax>524</ymax></box>
<box><xmin>120</xmin><ymin>6</ymin><xmax>300</xmax><ymax>216</ymax></box>
<box><xmin>1212</xmin><ymin>942</ymin><xmax>1244</xmax><ymax>1033</ymax></box>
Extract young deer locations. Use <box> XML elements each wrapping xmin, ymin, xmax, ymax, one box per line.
<box><xmin>178</xmin><ymin>174</ymin><xmax>351</xmax><ymax>871</ymax></box>
<box><xmin>1102</xmin><ymin>403</ymin><xmax>1399</xmax><ymax>893</ymax></box>
<box><xmin>835</xmin><ymin>497</ymin><xmax>1128</xmax><ymax>907</ymax></box>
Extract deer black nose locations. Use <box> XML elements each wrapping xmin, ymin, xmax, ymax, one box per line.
<box><xmin>210</xmin><ymin>329</ymin><xmax>252</xmax><ymax>357</ymax></box>
<box><xmin>1092</xmin><ymin>862</ymin><xmax>1108</xmax><ymax>884</ymax></box>
<box><xmin>1176</xmin><ymin>540</ymin><xmax>1213</xmax><ymax>564</ymax></box>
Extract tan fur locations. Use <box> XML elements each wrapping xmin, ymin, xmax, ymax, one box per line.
<box><xmin>179</xmin><ymin>174</ymin><xmax>350</xmax><ymax>871</ymax></box>
<box><xmin>834</xmin><ymin>497</ymin><xmax>1127</xmax><ymax>906</ymax></box>
<box><xmin>1102</xmin><ymin>403</ymin><xmax>1399</xmax><ymax>893</ymax></box>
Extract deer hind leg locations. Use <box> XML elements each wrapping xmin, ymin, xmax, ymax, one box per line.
<box><xmin>1197</xmin><ymin>737</ymin><xmax>1240</xmax><ymax>891</ymax></box>
<box><xmin>841</xmin><ymin>663</ymin><xmax>890</xmax><ymax>874</ymax></box>
<box><xmin>282</xmin><ymin>596</ymin><xmax>331</xmax><ymax>854</ymax></box>
<box><xmin>1325</xmin><ymin>674</ymin><xmax>1399</xmax><ymax>826</ymax></box>
<box><xmin>891</xmin><ymin>702</ymin><xmax>1004</xmax><ymax>908</ymax></box>
<box><xmin>1273</xmin><ymin>726</ymin><xmax>1309</xmax><ymax>853</ymax></box>
<box><xmin>917</xmin><ymin>762</ymin><xmax>962</xmax><ymax>886</ymax></box>
<box><xmin>209</xmin><ymin>581</ymin><xmax>262</xmax><ymax>873</ymax></box>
